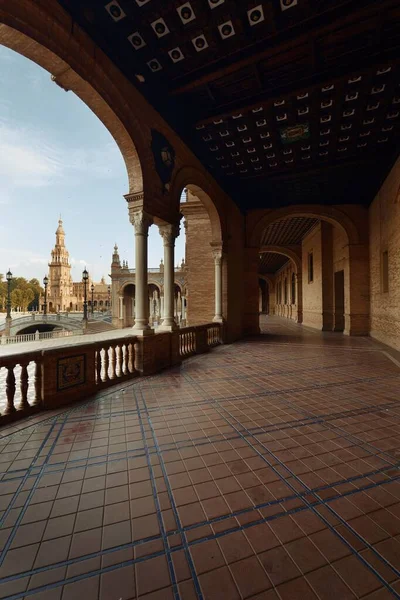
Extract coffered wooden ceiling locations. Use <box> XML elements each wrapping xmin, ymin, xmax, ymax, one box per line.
<box><xmin>58</xmin><ymin>0</ymin><xmax>400</xmax><ymax>211</ymax></box>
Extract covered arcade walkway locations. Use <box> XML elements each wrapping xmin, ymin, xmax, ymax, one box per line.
<box><xmin>0</xmin><ymin>317</ymin><xmax>400</xmax><ymax>599</ymax></box>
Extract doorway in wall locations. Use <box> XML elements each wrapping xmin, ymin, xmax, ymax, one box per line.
<box><xmin>334</xmin><ymin>270</ymin><xmax>345</xmax><ymax>332</ymax></box>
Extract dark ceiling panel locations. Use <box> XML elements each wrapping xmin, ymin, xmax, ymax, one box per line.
<box><xmin>261</xmin><ymin>217</ymin><xmax>318</xmax><ymax>246</ymax></box>
<box><xmin>58</xmin><ymin>0</ymin><xmax>400</xmax><ymax>212</ymax></box>
<box><xmin>259</xmin><ymin>252</ymin><xmax>289</xmax><ymax>274</ymax></box>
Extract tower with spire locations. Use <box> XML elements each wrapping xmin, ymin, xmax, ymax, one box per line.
<box><xmin>47</xmin><ymin>219</ymin><xmax>74</xmax><ymax>311</ymax></box>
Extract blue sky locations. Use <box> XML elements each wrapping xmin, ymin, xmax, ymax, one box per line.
<box><xmin>0</xmin><ymin>45</ymin><xmax>185</xmax><ymax>283</ymax></box>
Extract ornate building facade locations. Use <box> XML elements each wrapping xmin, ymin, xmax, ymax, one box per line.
<box><xmin>110</xmin><ymin>244</ymin><xmax>187</xmax><ymax>328</ymax></box>
<box><xmin>42</xmin><ymin>219</ymin><xmax>111</xmax><ymax>313</ymax></box>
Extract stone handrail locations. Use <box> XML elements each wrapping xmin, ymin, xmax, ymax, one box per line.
<box><xmin>178</xmin><ymin>323</ymin><xmax>222</xmax><ymax>358</ymax></box>
<box><xmin>0</xmin><ymin>323</ymin><xmax>223</xmax><ymax>427</ymax></box>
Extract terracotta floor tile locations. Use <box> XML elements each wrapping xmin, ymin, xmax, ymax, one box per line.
<box><xmin>218</xmin><ymin>530</ymin><xmax>254</xmax><ymax>563</ymax></box>
<box><xmin>229</xmin><ymin>555</ymin><xmax>272</xmax><ymax>598</ymax></box>
<box><xmin>99</xmin><ymin>564</ymin><xmax>136</xmax><ymax>600</ymax></box>
<box><xmin>136</xmin><ymin>555</ymin><xmax>171</xmax><ymax>596</ymax></box>
<box><xmin>69</xmin><ymin>527</ymin><xmax>102</xmax><ymax>559</ymax></box>
<box><xmin>199</xmin><ymin>565</ymin><xmax>241</xmax><ymax>600</ymax></box>
<box><xmin>102</xmin><ymin>519</ymin><xmax>132</xmax><ymax>549</ymax></box>
<box><xmin>201</xmin><ymin>496</ymin><xmax>231</xmax><ymax>519</ymax></box>
<box><xmin>178</xmin><ymin>502</ymin><xmax>207</xmax><ymax>527</ymax></box>
<box><xmin>276</xmin><ymin>576</ymin><xmax>319</xmax><ymax>599</ymax></box>
<box><xmin>190</xmin><ymin>539</ymin><xmax>225</xmax><ymax>574</ymax></box>
<box><xmin>0</xmin><ymin>543</ymin><xmax>39</xmax><ymax>577</ymax></box>
<box><xmin>62</xmin><ymin>574</ymin><xmax>100</xmax><ymax>600</ymax></box>
<box><xmin>35</xmin><ymin>535</ymin><xmax>71</xmax><ymax>567</ymax></box>
<box><xmin>333</xmin><ymin>554</ymin><xmax>382</xmax><ymax>597</ymax></box>
<box><xmin>259</xmin><ymin>545</ymin><xmax>301</xmax><ymax>586</ymax></box>
<box><xmin>306</xmin><ymin>565</ymin><xmax>356</xmax><ymax>600</ymax></box>
<box><xmin>132</xmin><ymin>513</ymin><xmax>160</xmax><ymax>540</ymax></box>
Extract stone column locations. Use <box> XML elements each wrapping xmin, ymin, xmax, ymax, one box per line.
<box><xmin>119</xmin><ymin>297</ymin><xmax>123</xmax><ymax>320</ymax></box>
<box><xmin>130</xmin><ymin>210</ymin><xmax>154</xmax><ymax>335</ymax></box>
<box><xmin>181</xmin><ymin>296</ymin><xmax>186</xmax><ymax>323</ymax></box>
<box><xmin>212</xmin><ymin>248</ymin><xmax>224</xmax><ymax>323</ymax></box>
<box><xmin>160</xmin><ymin>294</ymin><xmax>164</xmax><ymax>320</ymax></box>
<box><xmin>159</xmin><ymin>223</ymin><xmax>179</xmax><ymax>330</ymax></box>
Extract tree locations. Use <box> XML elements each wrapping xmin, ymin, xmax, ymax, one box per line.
<box><xmin>11</xmin><ymin>288</ymin><xmax>35</xmax><ymax>312</ymax></box>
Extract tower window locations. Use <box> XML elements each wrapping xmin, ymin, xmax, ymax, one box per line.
<box><xmin>382</xmin><ymin>250</ymin><xmax>389</xmax><ymax>293</ymax></box>
<box><xmin>308</xmin><ymin>252</ymin><xmax>314</xmax><ymax>283</ymax></box>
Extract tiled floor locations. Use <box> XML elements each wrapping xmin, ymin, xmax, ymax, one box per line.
<box><xmin>1</xmin><ymin>316</ymin><xmax>400</xmax><ymax>599</ymax></box>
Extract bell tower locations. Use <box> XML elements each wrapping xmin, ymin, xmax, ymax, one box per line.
<box><xmin>47</xmin><ymin>219</ymin><xmax>73</xmax><ymax>310</ymax></box>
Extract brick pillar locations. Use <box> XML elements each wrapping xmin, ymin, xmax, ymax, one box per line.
<box><xmin>321</xmin><ymin>222</ymin><xmax>334</xmax><ymax>331</ymax></box>
<box><xmin>296</xmin><ymin>273</ymin><xmax>303</xmax><ymax>323</ymax></box>
<box><xmin>181</xmin><ymin>200</ymin><xmax>214</xmax><ymax>324</ymax></box>
<box><xmin>344</xmin><ymin>243</ymin><xmax>370</xmax><ymax>335</ymax></box>
<box><xmin>243</xmin><ymin>248</ymin><xmax>261</xmax><ymax>335</ymax></box>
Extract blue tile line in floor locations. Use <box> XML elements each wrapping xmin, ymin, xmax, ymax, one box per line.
<box><xmin>182</xmin><ymin>371</ymin><xmax>400</xmax><ymax>599</ymax></box>
<box><xmin>133</xmin><ymin>389</ymin><xmax>180</xmax><ymax>600</ymax></box>
<box><xmin>138</xmin><ymin>386</ymin><xmax>204</xmax><ymax>600</ymax></box>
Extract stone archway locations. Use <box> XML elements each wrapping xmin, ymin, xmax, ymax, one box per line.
<box><xmin>259</xmin><ymin>246</ymin><xmax>303</xmax><ymax>323</ymax></box>
<box><xmin>0</xmin><ymin>6</ymin><xmax>147</xmax><ymax>196</ymax></box>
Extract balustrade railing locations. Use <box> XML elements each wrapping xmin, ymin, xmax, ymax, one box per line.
<box><xmin>178</xmin><ymin>323</ymin><xmax>222</xmax><ymax>358</ymax></box>
<box><xmin>179</xmin><ymin>328</ymin><xmax>196</xmax><ymax>358</ymax></box>
<box><xmin>94</xmin><ymin>339</ymin><xmax>137</xmax><ymax>387</ymax></box>
<box><xmin>0</xmin><ymin>323</ymin><xmax>222</xmax><ymax>426</ymax></box>
<box><xmin>0</xmin><ymin>352</ymin><xmax>43</xmax><ymax>420</ymax></box>
<box><xmin>1</xmin><ymin>330</ymin><xmax>79</xmax><ymax>345</ymax></box>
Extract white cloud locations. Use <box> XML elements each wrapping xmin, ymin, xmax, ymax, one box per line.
<box><xmin>0</xmin><ymin>120</ymin><xmax>124</xmax><ymax>191</ymax></box>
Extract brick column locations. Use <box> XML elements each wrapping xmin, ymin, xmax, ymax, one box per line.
<box><xmin>344</xmin><ymin>243</ymin><xmax>370</xmax><ymax>335</ymax></box>
<box><xmin>321</xmin><ymin>222</ymin><xmax>334</xmax><ymax>331</ymax></box>
<box><xmin>129</xmin><ymin>210</ymin><xmax>154</xmax><ymax>335</ymax></box>
<box><xmin>296</xmin><ymin>273</ymin><xmax>303</xmax><ymax>323</ymax></box>
<box><xmin>243</xmin><ymin>248</ymin><xmax>261</xmax><ymax>335</ymax></box>
<box><xmin>159</xmin><ymin>223</ymin><xmax>180</xmax><ymax>331</ymax></box>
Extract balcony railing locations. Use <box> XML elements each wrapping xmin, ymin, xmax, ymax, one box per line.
<box><xmin>0</xmin><ymin>323</ymin><xmax>223</xmax><ymax>426</ymax></box>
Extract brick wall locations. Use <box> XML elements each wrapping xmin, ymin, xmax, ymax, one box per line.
<box><xmin>275</xmin><ymin>262</ymin><xmax>298</xmax><ymax>321</ymax></box>
<box><xmin>181</xmin><ymin>198</ymin><xmax>215</xmax><ymax>325</ymax></box>
<box><xmin>369</xmin><ymin>157</ymin><xmax>400</xmax><ymax>350</ymax></box>
<box><xmin>302</xmin><ymin>225</ymin><xmax>323</xmax><ymax>329</ymax></box>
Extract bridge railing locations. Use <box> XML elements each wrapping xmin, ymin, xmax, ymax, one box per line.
<box><xmin>0</xmin><ymin>323</ymin><xmax>223</xmax><ymax>427</ymax></box>
<box><xmin>1</xmin><ymin>330</ymin><xmax>80</xmax><ymax>345</ymax></box>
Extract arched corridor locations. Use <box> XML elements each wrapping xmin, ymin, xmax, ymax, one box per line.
<box><xmin>2</xmin><ymin>1</ymin><xmax>400</xmax><ymax>598</ymax></box>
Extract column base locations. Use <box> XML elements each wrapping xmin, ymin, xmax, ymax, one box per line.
<box><xmin>158</xmin><ymin>324</ymin><xmax>178</xmax><ymax>332</ymax></box>
<box><xmin>213</xmin><ymin>316</ymin><xmax>224</xmax><ymax>323</ymax></box>
<box><xmin>133</xmin><ymin>327</ymin><xmax>154</xmax><ymax>336</ymax></box>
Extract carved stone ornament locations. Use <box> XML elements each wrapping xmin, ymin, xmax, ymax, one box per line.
<box><xmin>130</xmin><ymin>210</ymin><xmax>153</xmax><ymax>235</ymax></box>
<box><xmin>159</xmin><ymin>223</ymin><xmax>180</xmax><ymax>246</ymax></box>
<box><xmin>211</xmin><ymin>248</ymin><xmax>223</xmax><ymax>264</ymax></box>
<box><xmin>151</xmin><ymin>130</ymin><xmax>176</xmax><ymax>193</ymax></box>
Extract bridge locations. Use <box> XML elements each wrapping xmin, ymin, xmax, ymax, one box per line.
<box><xmin>0</xmin><ymin>313</ymin><xmax>85</xmax><ymax>337</ymax></box>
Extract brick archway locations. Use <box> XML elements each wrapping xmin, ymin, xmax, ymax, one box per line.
<box><xmin>0</xmin><ymin>5</ymin><xmax>147</xmax><ymax>195</ymax></box>
<box><xmin>259</xmin><ymin>245</ymin><xmax>302</xmax><ymax>274</ymax></box>
<box><xmin>249</xmin><ymin>204</ymin><xmax>361</xmax><ymax>248</ymax></box>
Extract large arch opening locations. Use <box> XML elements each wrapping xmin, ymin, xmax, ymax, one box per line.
<box><xmin>254</xmin><ymin>211</ymin><xmax>369</xmax><ymax>335</ymax></box>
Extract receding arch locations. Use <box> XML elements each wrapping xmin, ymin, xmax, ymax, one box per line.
<box><xmin>250</xmin><ymin>205</ymin><xmax>360</xmax><ymax>247</ymax></box>
<box><xmin>259</xmin><ymin>245</ymin><xmax>302</xmax><ymax>274</ymax></box>
<box><xmin>0</xmin><ymin>10</ymin><xmax>145</xmax><ymax>195</ymax></box>
<box><xmin>170</xmin><ymin>166</ymin><xmax>225</xmax><ymax>245</ymax></box>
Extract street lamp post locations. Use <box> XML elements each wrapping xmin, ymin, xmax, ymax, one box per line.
<box><xmin>91</xmin><ymin>283</ymin><xmax>94</xmax><ymax>315</ymax></box>
<box><xmin>43</xmin><ymin>276</ymin><xmax>49</xmax><ymax>316</ymax></box>
<box><xmin>5</xmin><ymin>270</ymin><xmax>12</xmax><ymax>336</ymax></box>
<box><xmin>82</xmin><ymin>268</ymin><xmax>89</xmax><ymax>323</ymax></box>
<box><xmin>108</xmin><ymin>285</ymin><xmax>111</xmax><ymax>311</ymax></box>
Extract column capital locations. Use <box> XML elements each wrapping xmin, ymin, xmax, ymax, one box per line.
<box><xmin>129</xmin><ymin>210</ymin><xmax>153</xmax><ymax>236</ymax></box>
<box><xmin>211</xmin><ymin>247</ymin><xmax>223</xmax><ymax>264</ymax></box>
<box><xmin>159</xmin><ymin>223</ymin><xmax>180</xmax><ymax>246</ymax></box>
